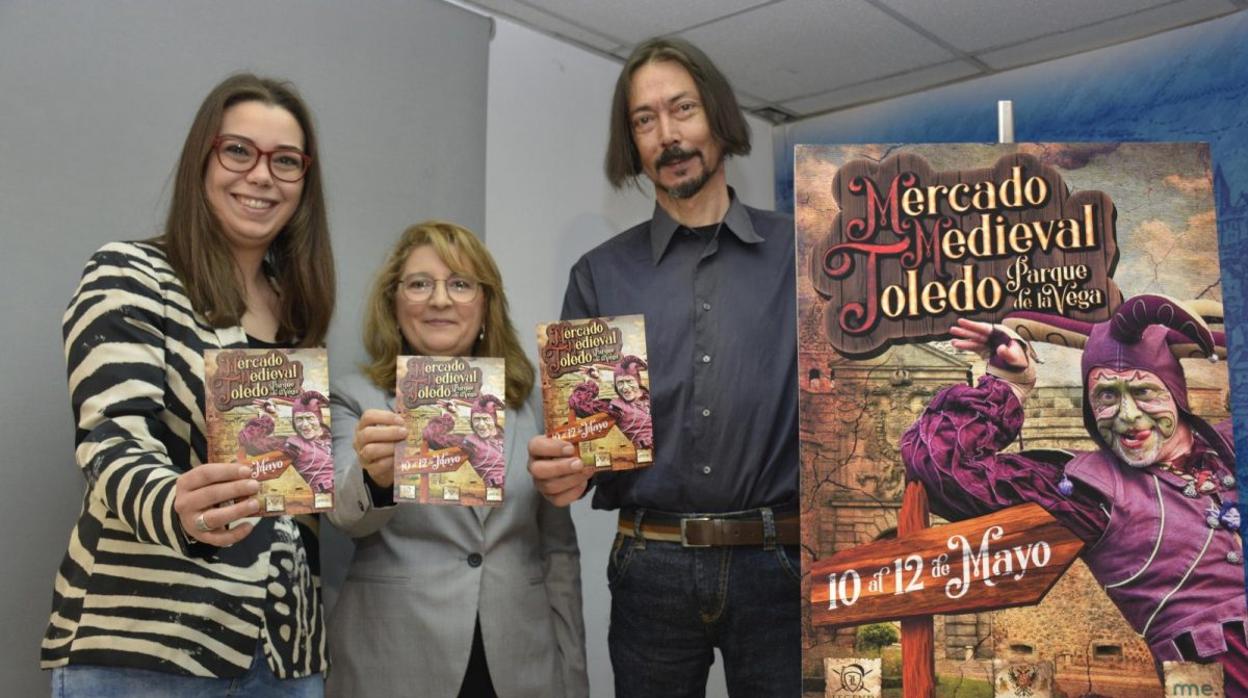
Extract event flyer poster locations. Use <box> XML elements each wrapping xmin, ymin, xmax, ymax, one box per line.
<box><xmin>796</xmin><ymin>143</ymin><xmax>1241</xmax><ymax>695</ymax></box>
<box><xmin>204</xmin><ymin>348</ymin><xmax>334</xmax><ymax>515</ymax></box>
<box><xmin>393</xmin><ymin>356</ymin><xmax>507</xmax><ymax>507</ymax></box>
<box><xmin>537</xmin><ymin>314</ymin><xmax>654</xmax><ymax>471</ymax></box>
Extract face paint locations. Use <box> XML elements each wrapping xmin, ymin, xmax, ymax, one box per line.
<box><xmin>471</xmin><ymin>413</ymin><xmax>497</xmax><ymax>439</ymax></box>
<box><xmin>293</xmin><ymin>411</ymin><xmax>323</xmax><ymax>441</ymax></box>
<box><xmin>615</xmin><ymin>375</ymin><xmax>642</xmax><ymax>403</ymax></box>
<box><xmin>1087</xmin><ymin>367</ymin><xmax>1178</xmax><ymax>468</ymax></box>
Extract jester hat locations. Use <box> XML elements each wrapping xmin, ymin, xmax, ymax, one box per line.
<box><xmin>1004</xmin><ymin>294</ymin><xmax>1229</xmax><ymax>460</ymax></box>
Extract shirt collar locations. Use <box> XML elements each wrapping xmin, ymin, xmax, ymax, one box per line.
<box><xmin>649</xmin><ymin>186</ymin><xmax>763</xmax><ymax>264</ymax></box>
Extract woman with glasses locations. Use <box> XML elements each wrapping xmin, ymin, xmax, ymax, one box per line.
<box><xmin>42</xmin><ymin>74</ymin><xmax>333</xmax><ymax>697</ymax></box>
<box><xmin>326</xmin><ymin>221</ymin><xmax>587</xmax><ymax>698</ymax></box>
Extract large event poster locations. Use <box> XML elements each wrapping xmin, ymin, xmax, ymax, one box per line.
<box><xmin>796</xmin><ymin>143</ymin><xmax>1241</xmax><ymax>696</ymax></box>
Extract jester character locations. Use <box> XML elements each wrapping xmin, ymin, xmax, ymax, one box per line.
<box><xmin>900</xmin><ymin>295</ymin><xmax>1247</xmax><ymax>690</ymax></box>
<box><xmin>239</xmin><ymin>390</ymin><xmax>334</xmax><ymax>493</ymax></box>
<box><xmin>568</xmin><ymin>355</ymin><xmax>653</xmax><ymax>450</ymax></box>
<box><xmin>422</xmin><ymin>395</ymin><xmax>507</xmax><ymax>489</ymax></box>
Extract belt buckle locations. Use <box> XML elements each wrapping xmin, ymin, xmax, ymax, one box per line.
<box><xmin>680</xmin><ymin>517</ymin><xmax>713</xmax><ymax>548</ymax></box>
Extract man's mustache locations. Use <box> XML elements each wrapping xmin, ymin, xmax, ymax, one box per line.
<box><xmin>655</xmin><ymin>146</ymin><xmax>702</xmax><ymax>169</ymax></box>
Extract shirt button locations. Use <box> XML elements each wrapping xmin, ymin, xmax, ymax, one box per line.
<box><xmin>702</xmin><ymin>408</ymin><xmax>711</xmax><ymax>417</ymax></box>
<box><xmin>702</xmin><ymin>465</ymin><xmax>712</xmax><ymax>475</ymax></box>
<box><xmin>702</xmin><ymin>302</ymin><xmax>711</xmax><ymax>311</ymax></box>
<box><xmin>467</xmin><ymin>552</ymin><xmax>483</xmax><ymax>567</ymax></box>
<box><xmin>701</xmin><ymin>354</ymin><xmax>711</xmax><ymax>363</ymax></box>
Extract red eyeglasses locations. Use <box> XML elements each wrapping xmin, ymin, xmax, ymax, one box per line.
<box><xmin>211</xmin><ymin>135</ymin><xmax>312</xmax><ymax>182</ymax></box>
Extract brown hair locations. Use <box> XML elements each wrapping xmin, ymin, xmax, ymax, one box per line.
<box><xmin>160</xmin><ymin>73</ymin><xmax>334</xmax><ymax>346</ymax></box>
<box><xmin>362</xmin><ymin>221</ymin><xmax>535</xmax><ymax>409</ymax></box>
<box><xmin>605</xmin><ymin>37</ymin><xmax>751</xmax><ymax>189</ymax></box>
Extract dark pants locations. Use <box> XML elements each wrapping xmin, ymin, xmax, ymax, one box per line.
<box><xmin>606</xmin><ymin>519</ymin><xmax>801</xmax><ymax>697</ymax></box>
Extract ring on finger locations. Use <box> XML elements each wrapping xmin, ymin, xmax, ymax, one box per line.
<box><xmin>194</xmin><ymin>513</ymin><xmax>212</xmax><ymax>533</ymax></box>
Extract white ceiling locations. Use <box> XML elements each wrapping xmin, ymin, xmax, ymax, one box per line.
<box><xmin>461</xmin><ymin>0</ymin><xmax>1247</xmax><ymax>121</ymax></box>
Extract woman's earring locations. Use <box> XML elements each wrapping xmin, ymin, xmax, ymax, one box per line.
<box><xmin>478</xmin><ymin>327</ymin><xmax>485</xmax><ymax>341</ymax></box>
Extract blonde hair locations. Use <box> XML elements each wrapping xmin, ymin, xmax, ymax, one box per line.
<box><xmin>362</xmin><ymin>221</ymin><xmax>534</xmax><ymax>408</ymax></box>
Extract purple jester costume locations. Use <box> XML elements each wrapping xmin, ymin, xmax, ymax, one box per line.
<box><xmin>568</xmin><ymin>355</ymin><xmax>653</xmax><ymax>450</ymax></box>
<box><xmin>900</xmin><ymin>295</ymin><xmax>1247</xmax><ymax>690</ymax></box>
<box><xmin>239</xmin><ymin>390</ymin><xmax>334</xmax><ymax>493</ymax></box>
<box><xmin>421</xmin><ymin>395</ymin><xmax>507</xmax><ymax>489</ymax></box>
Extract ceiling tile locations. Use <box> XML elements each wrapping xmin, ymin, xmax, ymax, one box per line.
<box><xmin>676</xmin><ymin>0</ymin><xmax>961</xmax><ymax>103</ymax></box>
<box><xmin>876</xmin><ymin>0</ymin><xmax>1233</xmax><ymax>54</ymax></box>
<box><xmin>734</xmin><ymin>90</ymin><xmax>769</xmax><ymax>109</ymax></box>
<box><xmin>466</xmin><ymin>0</ymin><xmax>1244</xmax><ymax>123</ymax></box>
<box><xmin>780</xmin><ymin>59</ymin><xmax>983</xmax><ymax>116</ymax></box>
<box><xmin>975</xmin><ymin>0</ymin><xmax>1239</xmax><ymax>69</ymax></box>
<box><xmin>520</xmin><ymin>0</ymin><xmax>776</xmax><ymax>44</ymax></box>
<box><xmin>463</xmin><ymin>0</ymin><xmax>622</xmax><ymax>52</ymax></box>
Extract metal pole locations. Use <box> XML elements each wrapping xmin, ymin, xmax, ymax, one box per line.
<box><xmin>998</xmin><ymin>100</ymin><xmax>1015</xmax><ymax>144</ymax></box>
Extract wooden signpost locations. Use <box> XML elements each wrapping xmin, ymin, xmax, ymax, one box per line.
<box><xmin>900</xmin><ymin>482</ymin><xmax>934</xmax><ymax>697</ymax></box>
<box><xmin>810</xmin><ymin>500</ymin><xmax>1083</xmax><ymax>626</ymax></box>
<box><xmin>809</xmin><ymin>491</ymin><xmax>1084</xmax><ymax>697</ymax></box>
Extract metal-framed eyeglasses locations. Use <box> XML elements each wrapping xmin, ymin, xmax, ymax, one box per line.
<box><xmin>211</xmin><ymin>135</ymin><xmax>312</xmax><ymax>183</ymax></box>
<box><xmin>397</xmin><ymin>274</ymin><xmax>484</xmax><ymax>304</ymax></box>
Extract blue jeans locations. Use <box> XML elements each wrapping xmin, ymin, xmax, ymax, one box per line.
<box><xmin>607</xmin><ymin>514</ymin><xmax>801</xmax><ymax>697</ymax></box>
<box><xmin>50</xmin><ymin>645</ymin><xmax>323</xmax><ymax>698</ymax></box>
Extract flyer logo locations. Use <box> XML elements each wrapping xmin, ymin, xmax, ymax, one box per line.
<box><xmin>808</xmin><ymin>153</ymin><xmax>1121</xmax><ymax>357</ymax></box>
<box><xmin>399</xmin><ymin>356</ymin><xmax>483</xmax><ymax>408</ymax></box>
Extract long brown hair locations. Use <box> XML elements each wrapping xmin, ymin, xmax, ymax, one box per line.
<box><xmin>161</xmin><ymin>73</ymin><xmax>334</xmax><ymax>346</ymax></box>
<box><xmin>605</xmin><ymin>37</ymin><xmax>751</xmax><ymax>189</ymax></box>
<box><xmin>363</xmin><ymin>221</ymin><xmax>534</xmax><ymax>409</ymax></box>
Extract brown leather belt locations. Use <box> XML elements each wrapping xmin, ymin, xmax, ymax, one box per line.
<box><xmin>618</xmin><ymin>509</ymin><xmax>799</xmax><ymax>547</ymax></box>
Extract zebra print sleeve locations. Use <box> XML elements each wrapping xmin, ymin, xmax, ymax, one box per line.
<box><xmin>62</xmin><ymin>243</ymin><xmax>189</xmax><ymax>552</ymax></box>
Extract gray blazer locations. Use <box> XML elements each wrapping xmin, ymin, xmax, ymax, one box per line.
<box><xmin>325</xmin><ymin>371</ymin><xmax>588</xmax><ymax>698</ymax></box>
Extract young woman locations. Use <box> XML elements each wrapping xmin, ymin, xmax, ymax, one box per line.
<box><xmin>43</xmin><ymin>74</ymin><xmax>334</xmax><ymax>697</ymax></box>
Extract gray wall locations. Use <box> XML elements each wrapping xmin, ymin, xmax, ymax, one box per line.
<box><xmin>0</xmin><ymin>1</ymin><xmax>488</xmax><ymax>693</ymax></box>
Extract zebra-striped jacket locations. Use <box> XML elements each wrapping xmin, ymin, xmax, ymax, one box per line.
<box><xmin>41</xmin><ymin>241</ymin><xmax>326</xmax><ymax>678</ymax></box>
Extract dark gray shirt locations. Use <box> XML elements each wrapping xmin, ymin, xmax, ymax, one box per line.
<box><xmin>562</xmin><ymin>190</ymin><xmax>798</xmax><ymax>514</ymax></box>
